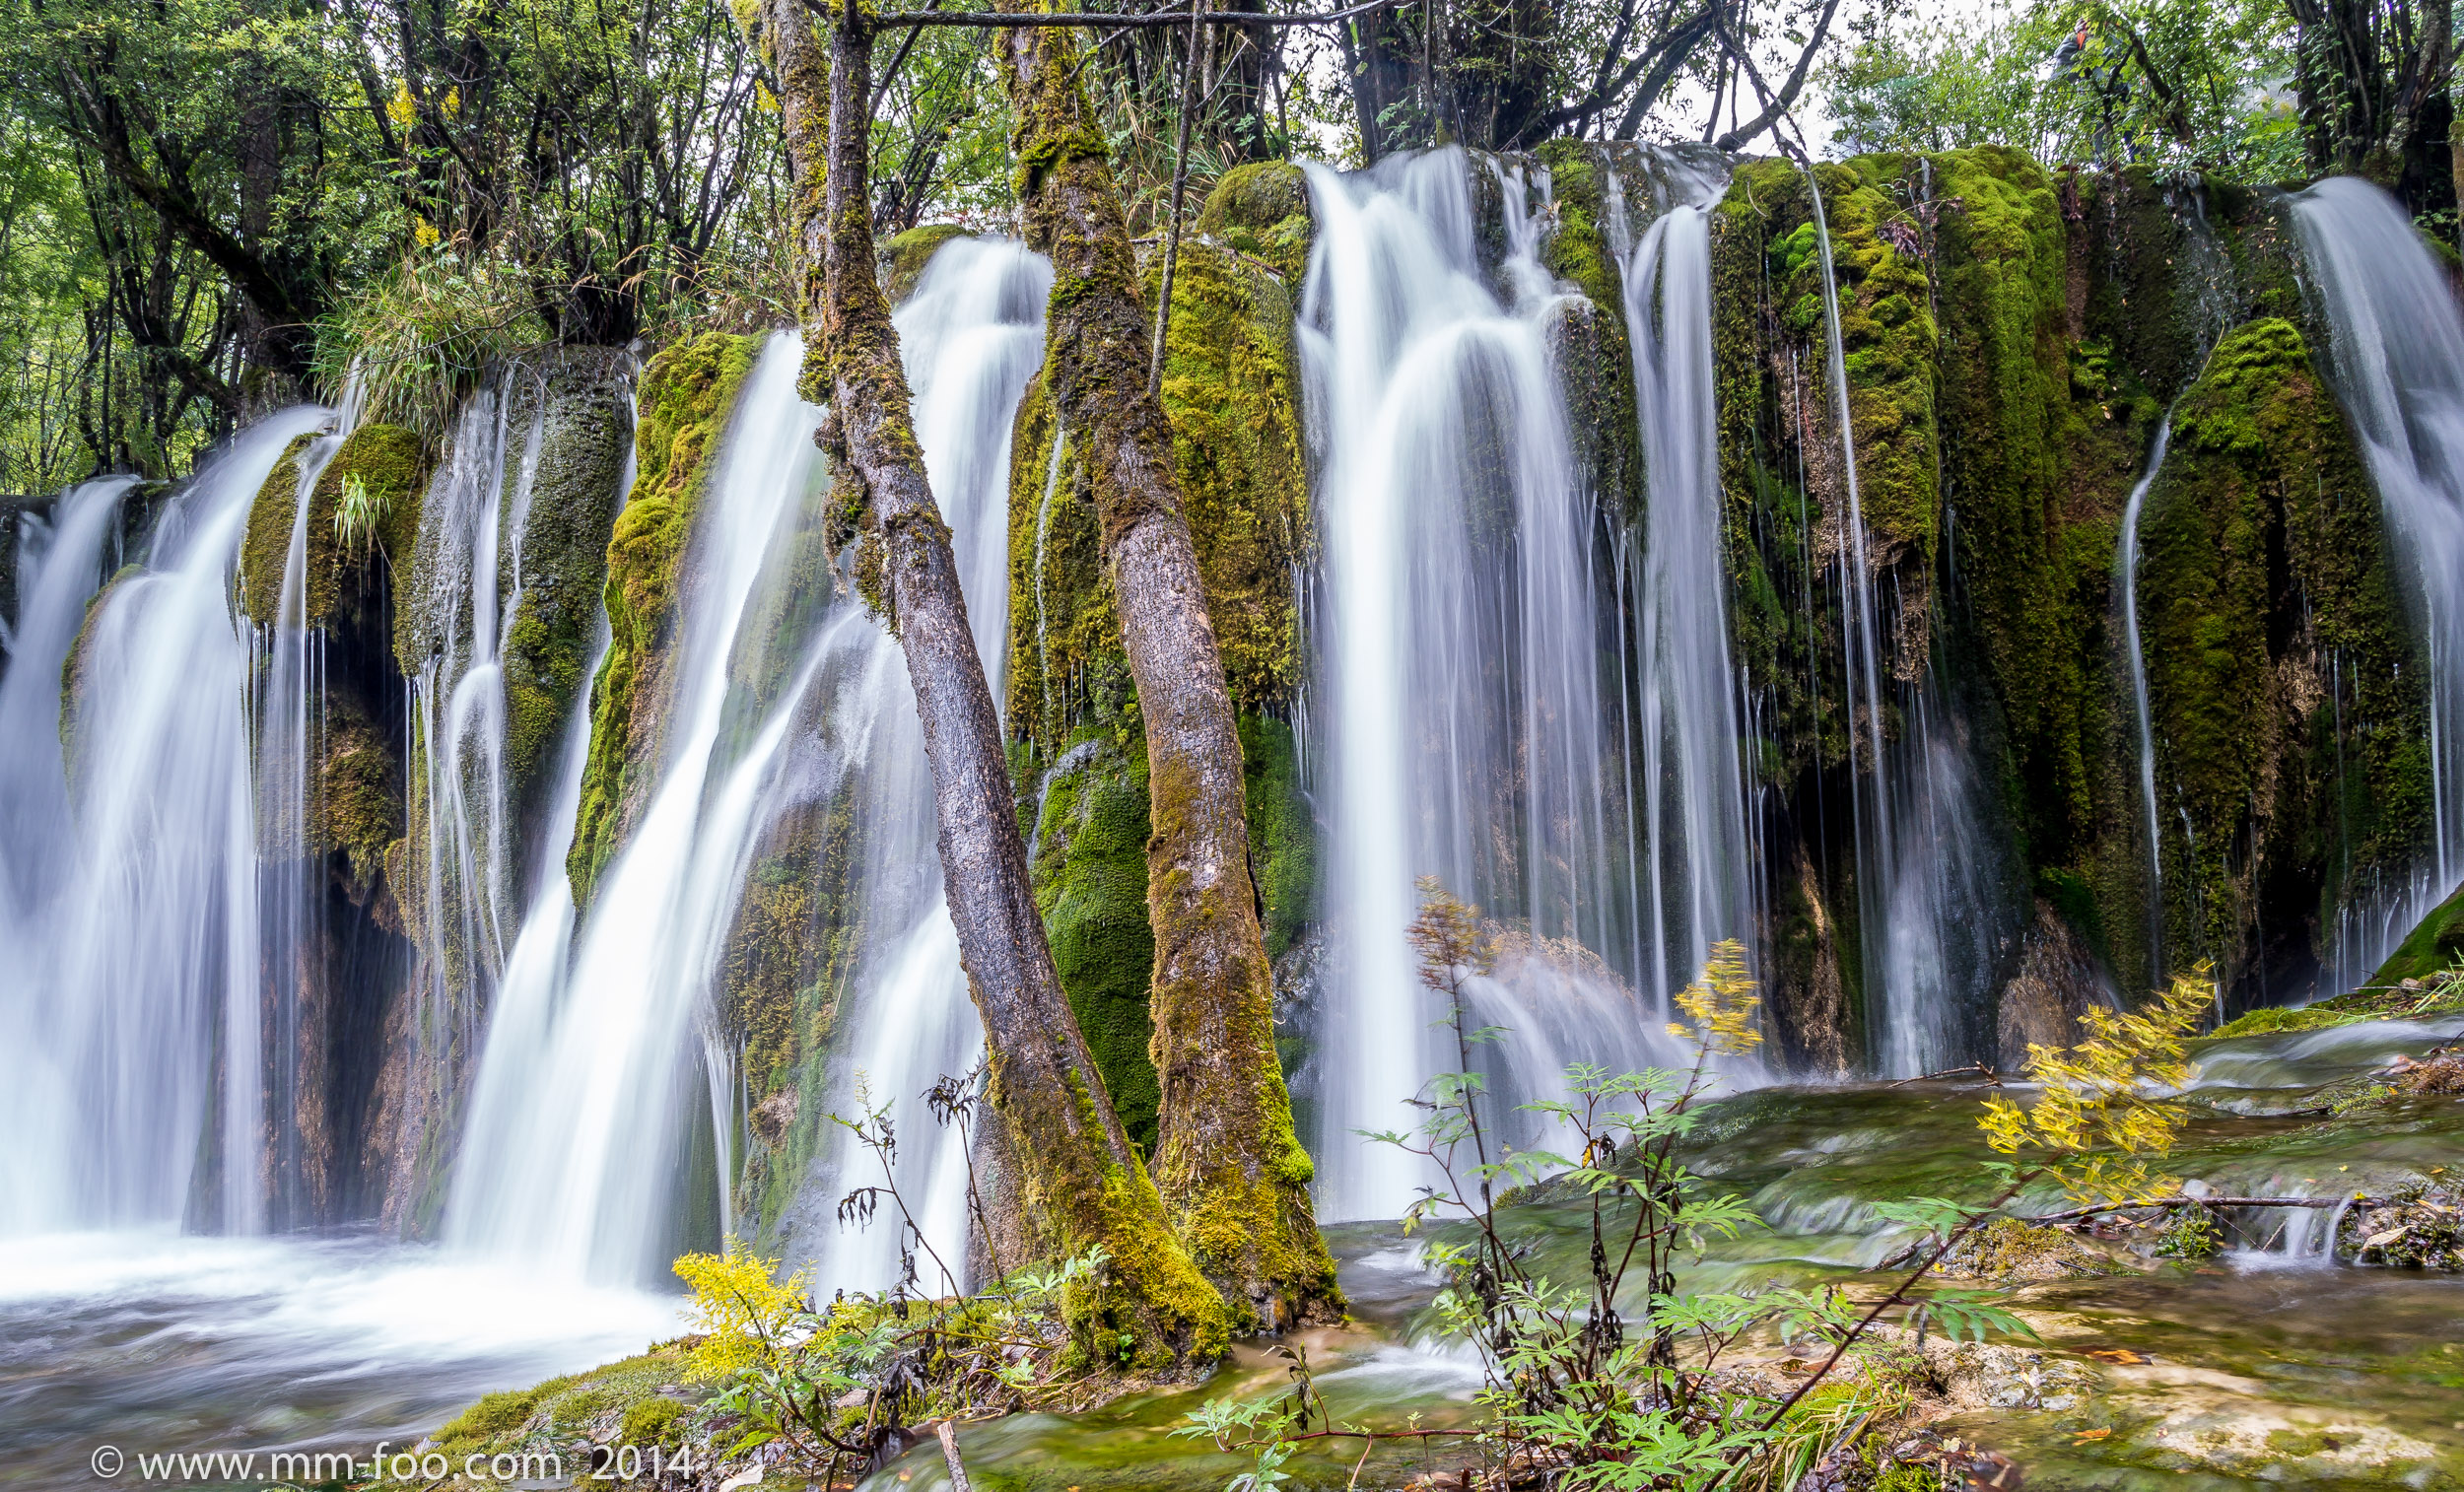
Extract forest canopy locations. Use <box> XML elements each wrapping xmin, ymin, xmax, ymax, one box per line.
<box><xmin>0</xmin><ymin>0</ymin><xmax>2447</xmax><ymax>492</ymax></box>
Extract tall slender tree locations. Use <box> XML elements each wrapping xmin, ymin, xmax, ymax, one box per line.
<box><xmin>755</xmin><ymin>0</ymin><xmax>1228</xmax><ymax>1369</ymax></box>
<box><xmin>998</xmin><ymin>18</ymin><xmax>1339</xmax><ymax>1332</ymax></box>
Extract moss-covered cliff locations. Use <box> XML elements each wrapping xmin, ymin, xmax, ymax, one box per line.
<box><xmin>2137</xmin><ymin>317</ymin><xmax>2428</xmax><ymax>1001</ymax></box>
<box><xmin>999</xmin><ymin>169</ymin><xmax>1325</xmax><ymax>1135</ymax></box>
<box><xmin>568</xmin><ymin>331</ymin><xmax>763</xmax><ymax>905</ymax></box>
<box><xmin>1709</xmin><ymin>148</ymin><xmax>2406</xmax><ymax>1048</ymax></box>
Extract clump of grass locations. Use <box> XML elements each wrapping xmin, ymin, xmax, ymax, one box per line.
<box><xmin>313</xmin><ymin>239</ymin><xmax>545</xmax><ymax>447</ymax></box>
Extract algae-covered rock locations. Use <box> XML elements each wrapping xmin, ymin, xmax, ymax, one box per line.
<box><xmin>2138</xmin><ymin>318</ymin><xmax>2427</xmax><ymax>1003</ymax></box>
<box><xmin>881</xmin><ymin>222</ymin><xmax>971</xmax><ymax>305</ymax></box>
<box><xmin>1935</xmin><ymin>1215</ymin><xmax>2125</xmax><ymax>1282</ymax></box>
<box><xmin>2361</xmin><ymin>878</ymin><xmax>2464</xmax><ymax>988</ymax></box>
<box><xmin>497</xmin><ymin>347</ymin><xmax>634</xmax><ymax>847</ymax></box>
<box><xmin>240</xmin><ymin>421</ymin><xmax>428</xmax><ymax>630</ymax></box>
<box><xmin>1195</xmin><ymin>160</ymin><xmax>1313</xmax><ymax>284</ymax></box>
<box><xmin>569</xmin><ymin>330</ymin><xmax>763</xmax><ymax>906</ymax></box>
<box><xmin>1029</xmin><ymin>734</ymin><xmax>1162</xmax><ymax>1154</ymax></box>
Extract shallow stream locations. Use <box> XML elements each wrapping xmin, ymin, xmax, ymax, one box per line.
<box><xmin>7</xmin><ymin>1018</ymin><xmax>2457</xmax><ymax>1490</ymax></box>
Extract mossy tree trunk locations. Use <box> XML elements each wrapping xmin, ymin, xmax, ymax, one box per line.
<box><xmin>997</xmin><ymin>21</ymin><xmax>1337</xmax><ymax>1332</ymax></box>
<box><xmin>759</xmin><ymin>0</ymin><xmax>1225</xmax><ymax>1371</ymax></box>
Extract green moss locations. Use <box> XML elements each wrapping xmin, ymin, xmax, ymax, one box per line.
<box><xmin>242</xmin><ymin>423</ymin><xmax>427</xmax><ymax>630</ymax></box>
<box><xmin>435</xmin><ymin>1388</ymin><xmax>542</xmax><ymax>1443</ymax></box>
<box><xmin>1031</xmin><ymin>734</ymin><xmax>1162</xmax><ymax>1154</ymax></box>
<box><xmin>1534</xmin><ymin>140</ymin><xmax>1640</xmax><ymax>525</ymax></box>
<box><xmin>1195</xmin><ymin>161</ymin><xmax>1313</xmax><ymax>283</ymax></box>
<box><xmin>2362</xmin><ymin>879</ymin><xmax>2464</xmax><ymax>988</ymax></box>
<box><xmin>2139</xmin><ymin>318</ymin><xmax>2427</xmax><ymax>991</ymax></box>
<box><xmin>880</xmin><ymin>223</ymin><xmax>970</xmax><ymax>305</ymax></box>
<box><xmin>1238</xmin><ymin>712</ymin><xmax>1313</xmax><ymax>959</ymax></box>
<box><xmin>568</xmin><ymin>331</ymin><xmax>763</xmax><ymax>906</ymax></box>
<box><xmin>616</xmin><ymin>1394</ymin><xmax>687</xmax><ymax>1448</ymax></box>
<box><xmin>1006</xmin><ymin>232</ymin><xmax>1311</xmax><ymax>746</ymax></box>
<box><xmin>498</xmin><ymin>352</ymin><xmax>632</xmax><ymax>836</ymax></box>
<box><xmin>1147</xmin><ymin>239</ymin><xmax>1310</xmax><ymax>713</ymax></box>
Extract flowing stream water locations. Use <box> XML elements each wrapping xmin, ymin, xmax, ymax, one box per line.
<box><xmin>2292</xmin><ymin>177</ymin><xmax>2464</xmax><ymax>988</ymax></box>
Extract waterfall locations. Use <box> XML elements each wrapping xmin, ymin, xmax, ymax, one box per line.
<box><xmin>0</xmin><ymin>410</ymin><xmax>328</xmax><ymax>1235</ymax></box>
<box><xmin>2292</xmin><ymin>177</ymin><xmax>2464</xmax><ymax>988</ymax></box>
<box><xmin>2117</xmin><ymin>416</ymin><xmax>2174</xmax><ymax>983</ymax></box>
<box><xmin>1621</xmin><ymin>187</ymin><xmax>1753</xmax><ymax>1007</ymax></box>
<box><xmin>1797</xmin><ymin>165</ymin><xmax>2009</xmax><ymax>1075</ymax></box>
<box><xmin>0</xmin><ymin>478</ymin><xmax>134</xmax><ymax>916</ymax></box>
<box><xmin>791</xmin><ymin>237</ymin><xmax>1048</xmax><ymax>1293</ymax></box>
<box><xmin>450</xmin><ymin>238</ymin><xmax>1048</xmax><ymax>1288</ymax></box>
<box><xmin>403</xmin><ymin>369</ymin><xmax>556</xmax><ymax>1102</ymax></box>
<box><xmin>445</xmin><ymin>335</ymin><xmax>828</xmax><ymax>1281</ymax></box>
<box><xmin>1298</xmin><ymin>149</ymin><xmax>1688</xmax><ymax>1222</ymax></box>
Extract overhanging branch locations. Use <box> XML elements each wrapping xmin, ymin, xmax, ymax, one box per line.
<box><xmin>819</xmin><ymin>0</ymin><xmax>1405</xmax><ymax>28</ymax></box>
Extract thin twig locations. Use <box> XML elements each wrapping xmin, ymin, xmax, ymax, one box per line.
<box><xmin>1148</xmin><ymin>0</ymin><xmax>1203</xmax><ymax>397</ymax></box>
<box><xmin>839</xmin><ymin>0</ymin><xmax>1406</xmax><ymax>24</ymax></box>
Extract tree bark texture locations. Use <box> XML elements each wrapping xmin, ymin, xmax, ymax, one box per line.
<box><xmin>998</xmin><ymin>20</ymin><xmax>1339</xmax><ymax>1331</ymax></box>
<box><xmin>760</xmin><ymin>0</ymin><xmax>1226</xmax><ymax>1369</ymax></box>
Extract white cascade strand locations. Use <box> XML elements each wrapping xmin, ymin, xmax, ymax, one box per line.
<box><xmin>2292</xmin><ymin>177</ymin><xmax>2464</xmax><ymax>987</ymax></box>
<box><xmin>0</xmin><ymin>409</ymin><xmax>327</xmax><ymax>1235</ymax></box>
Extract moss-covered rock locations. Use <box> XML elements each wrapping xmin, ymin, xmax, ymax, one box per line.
<box><xmin>569</xmin><ymin>331</ymin><xmax>763</xmax><ymax>905</ymax></box>
<box><xmin>1030</xmin><ymin>733</ymin><xmax>1163</xmax><ymax>1154</ymax></box>
<box><xmin>881</xmin><ymin>222</ymin><xmax>971</xmax><ymax>305</ymax></box>
<box><xmin>498</xmin><ymin>349</ymin><xmax>635</xmax><ymax>848</ymax></box>
<box><xmin>2361</xmin><ymin>879</ymin><xmax>2464</xmax><ymax>988</ymax></box>
<box><xmin>1195</xmin><ymin>160</ymin><xmax>1313</xmax><ymax>284</ymax></box>
<box><xmin>2138</xmin><ymin>318</ymin><xmax>2428</xmax><ymax>1002</ymax></box>
<box><xmin>240</xmin><ymin>422</ymin><xmax>428</xmax><ymax>632</ymax></box>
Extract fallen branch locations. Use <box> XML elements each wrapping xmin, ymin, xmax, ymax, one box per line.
<box><xmin>2027</xmin><ymin>1193</ymin><xmax>2371</xmax><ymax>1225</ymax></box>
<box><xmin>937</xmin><ymin>1421</ymin><xmax>973</xmax><ymax>1492</ymax></box>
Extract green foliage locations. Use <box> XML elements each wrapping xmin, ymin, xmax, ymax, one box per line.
<box><xmin>1822</xmin><ymin>0</ymin><xmax>2301</xmax><ymax>176</ymax></box>
<box><xmin>313</xmin><ymin>247</ymin><xmax>548</xmax><ymax>448</ymax></box>
<box><xmin>1185</xmin><ymin>888</ymin><xmax>1961</xmax><ymax>1486</ymax></box>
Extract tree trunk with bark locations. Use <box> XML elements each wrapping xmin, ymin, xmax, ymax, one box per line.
<box><xmin>997</xmin><ymin>21</ymin><xmax>1340</xmax><ymax>1332</ymax></box>
<box><xmin>758</xmin><ymin>0</ymin><xmax>1226</xmax><ymax>1370</ymax></box>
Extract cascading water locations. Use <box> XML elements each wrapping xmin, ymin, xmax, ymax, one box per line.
<box><xmin>2292</xmin><ymin>177</ymin><xmax>2464</xmax><ymax>989</ymax></box>
<box><xmin>451</xmin><ymin>238</ymin><xmax>1050</xmax><ymax>1288</ymax></box>
<box><xmin>0</xmin><ymin>477</ymin><xmax>133</xmax><ymax>915</ymax></box>
<box><xmin>446</xmin><ymin>335</ymin><xmax>827</xmax><ymax>1281</ymax></box>
<box><xmin>1796</xmin><ymin>165</ymin><xmax>2011</xmax><ymax>1075</ymax></box>
<box><xmin>2117</xmin><ymin>416</ymin><xmax>2174</xmax><ymax>982</ymax></box>
<box><xmin>0</xmin><ymin>409</ymin><xmax>328</xmax><ymax>1234</ymax></box>
<box><xmin>1618</xmin><ymin>168</ymin><xmax>1754</xmax><ymax>1007</ymax></box>
<box><xmin>1299</xmin><ymin>149</ymin><xmax>1691</xmax><ymax>1222</ymax></box>
<box><xmin>787</xmin><ymin>237</ymin><xmax>1049</xmax><ymax>1293</ymax></box>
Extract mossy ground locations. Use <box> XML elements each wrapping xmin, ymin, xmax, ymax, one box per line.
<box><xmin>388</xmin><ymin>1344</ymin><xmax>704</xmax><ymax>1488</ymax></box>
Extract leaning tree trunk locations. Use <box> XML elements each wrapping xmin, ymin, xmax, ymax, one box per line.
<box><xmin>759</xmin><ymin>0</ymin><xmax>1225</xmax><ymax>1371</ymax></box>
<box><xmin>998</xmin><ymin>21</ymin><xmax>1339</xmax><ymax>1332</ymax></box>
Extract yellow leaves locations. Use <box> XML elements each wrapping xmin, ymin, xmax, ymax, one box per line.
<box><xmin>756</xmin><ymin>79</ymin><xmax>781</xmax><ymax>114</ymax></box>
<box><xmin>1976</xmin><ymin>963</ymin><xmax>2218</xmax><ymax>1206</ymax></box>
<box><xmin>386</xmin><ymin>80</ymin><xmax>418</xmax><ymax>130</ymax></box>
<box><xmin>672</xmin><ymin>1241</ymin><xmax>811</xmax><ymax>1384</ymax></box>
<box><xmin>1669</xmin><ymin>939</ymin><xmax>1763</xmax><ymax>1057</ymax></box>
<box><xmin>1408</xmin><ymin>878</ymin><xmax>1493</xmax><ymax>991</ymax></box>
<box><xmin>412</xmin><ymin>215</ymin><xmax>441</xmax><ymax>248</ymax></box>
